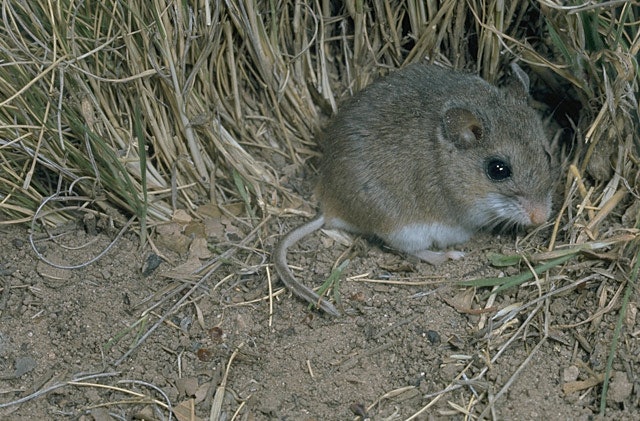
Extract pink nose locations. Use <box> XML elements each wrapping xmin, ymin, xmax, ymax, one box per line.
<box><xmin>528</xmin><ymin>203</ymin><xmax>550</xmax><ymax>225</ymax></box>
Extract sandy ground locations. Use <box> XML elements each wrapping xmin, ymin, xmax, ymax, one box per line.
<box><xmin>0</xmin><ymin>215</ymin><xmax>637</xmax><ymax>420</ymax></box>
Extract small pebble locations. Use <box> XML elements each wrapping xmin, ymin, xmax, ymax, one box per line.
<box><xmin>607</xmin><ymin>371</ymin><xmax>633</xmax><ymax>403</ymax></box>
<box><xmin>425</xmin><ymin>330</ymin><xmax>441</xmax><ymax>345</ymax></box>
<box><xmin>563</xmin><ymin>365</ymin><xmax>579</xmax><ymax>383</ymax></box>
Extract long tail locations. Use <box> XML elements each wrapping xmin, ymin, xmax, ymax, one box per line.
<box><xmin>273</xmin><ymin>214</ymin><xmax>340</xmax><ymax>316</ymax></box>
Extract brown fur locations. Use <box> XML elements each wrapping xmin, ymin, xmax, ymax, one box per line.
<box><xmin>275</xmin><ymin>63</ymin><xmax>557</xmax><ymax>315</ymax></box>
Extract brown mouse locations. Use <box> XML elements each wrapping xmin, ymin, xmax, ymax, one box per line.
<box><xmin>274</xmin><ymin>62</ymin><xmax>557</xmax><ymax>316</ymax></box>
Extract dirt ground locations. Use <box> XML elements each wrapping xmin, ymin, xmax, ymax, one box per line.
<box><xmin>0</xmin><ymin>209</ymin><xmax>638</xmax><ymax>420</ymax></box>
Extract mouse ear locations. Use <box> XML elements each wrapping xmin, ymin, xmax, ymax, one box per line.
<box><xmin>506</xmin><ymin>62</ymin><xmax>530</xmax><ymax>101</ymax></box>
<box><xmin>442</xmin><ymin>107</ymin><xmax>483</xmax><ymax>148</ymax></box>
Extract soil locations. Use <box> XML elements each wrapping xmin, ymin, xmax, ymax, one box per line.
<box><xmin>0</xmin><ymin>211</ymin><xmax>638</xmax><ymax>420</ymax></box>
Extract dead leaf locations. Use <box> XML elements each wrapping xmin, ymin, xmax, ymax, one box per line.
<box><xmin>173</xmin><ymin>399</ymin><xmax>203</xmax><ymax>421</ymax></box>
<box><xmin>189</xmin><ymin>237</ymin><xmax>212</xmax><ymax>260</ymax></box>
<box><xmin>172</xmin><ymin>209</ymin><xmax>192</xmax><ymax>224</ymax></box>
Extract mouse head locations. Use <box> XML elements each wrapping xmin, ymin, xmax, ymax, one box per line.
<box><xmin>436</xmin><ymin>68</ymin><xmax>557</xmax><ymax>231</ymax></box>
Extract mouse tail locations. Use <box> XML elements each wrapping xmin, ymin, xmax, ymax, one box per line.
<box><xmin>273</xmin><ymin>214</ymin><xmax>341</xmax><ymax>316</ymax></box>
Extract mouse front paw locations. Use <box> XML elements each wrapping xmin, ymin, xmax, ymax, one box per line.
<box><xmin>411</xmin><ymin>249</ymin><xmax>465</xmax><ymax>265</ymax></box>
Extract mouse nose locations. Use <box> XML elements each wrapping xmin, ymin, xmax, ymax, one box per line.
<box><xmin>527</xmin><ymin>202</ymin><xmax>550</xmax><ymax>225</ymax></box>
<box><xmin>520</xmin><ymin>197</ymin><xmax>551</xmax><ymax>226</ymax></box>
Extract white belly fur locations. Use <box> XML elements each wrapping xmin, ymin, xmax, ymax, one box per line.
<box><xmin>383</xmin><ymin>223</ymin><xmax>472</xmax><ymax>253</ymax></box>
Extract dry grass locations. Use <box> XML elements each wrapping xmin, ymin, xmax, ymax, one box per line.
<box><xmin>0</xmin><ymin>0</ymin><xmax>638</xmax><ymax>417</ymax></box>
<box><xmin>1</xmin><ymin>1</ymin><xmax>637</xmax><ymax>228</ymax></box>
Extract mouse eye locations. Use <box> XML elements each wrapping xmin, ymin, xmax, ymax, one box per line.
<box><xmin>485</xmin><ymin>158</ymin><xmax>512</xmax><ymax>181</ymax></box>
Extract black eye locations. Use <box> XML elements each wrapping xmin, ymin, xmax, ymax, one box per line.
<box><xmin>485</xmin><ymin>158</ymin><xmax>512</xmax><ymax>181</ymax></box>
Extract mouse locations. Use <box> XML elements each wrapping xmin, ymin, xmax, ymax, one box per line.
<box><xmin>274</xmin><ymin>62</ymin><xmax>557</xmax><ymax>316</ymax></box>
